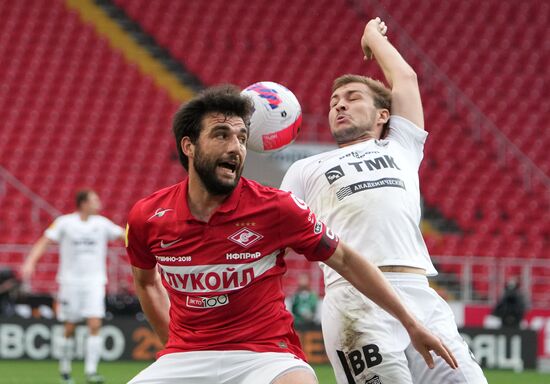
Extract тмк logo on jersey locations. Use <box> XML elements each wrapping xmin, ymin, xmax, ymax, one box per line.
<box><xmin>228</xmin><ymin>228</ymin><xmax>263</xmax><ymax>248</ymax></box>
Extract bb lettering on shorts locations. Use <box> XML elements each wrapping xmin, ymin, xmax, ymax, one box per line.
<box><xmin>186</xmin><ymin>294</ymin><xmax>229</xmax><ymax>309</ymax></box>
<box><xmin>336</xmin><ymin>344</ymin><xmax>383</xmax><ymax>384</ymax></box>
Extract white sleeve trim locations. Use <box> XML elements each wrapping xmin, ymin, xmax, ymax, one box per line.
<box><xmin>44</xmin><ymin>230</ymin><xmax>57</xmax><ymax>241</ymax></box>
<box><xmin>44</xmin><ymin>217</ymin><xmax>63</xmax><ymax>242</ymax></box>
<box><xmin>389</xmin><ymin>115</ymin><xmax>428</xmax><ymax>143</ymax></box>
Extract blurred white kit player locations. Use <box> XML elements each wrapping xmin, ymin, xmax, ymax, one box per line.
<box><xmin>281</xmin><ymin>18</ymin><xmax>487</xmax><ymax>384</ymax></box>
<box><xmin>22</xmin><ymin>189</ymin><xmax>124</xmax><ymax>384</ymax></box>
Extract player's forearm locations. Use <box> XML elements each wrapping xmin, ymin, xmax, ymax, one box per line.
<box><xmin>364</xmin><ymin>28</ymin><xmax>416</xmax><ymax>89</ymax></box>
<box><xmin>326</xmin><ymin>243</ymin><xmax>417</xmax><ymax>330</ymax></box>
<box><xmin>134</xmin><ymin>277</ymin><xmax>171</xmax><ymax>345</ymax></box>
<box><xmin>25</xmin><ymin>236</ymin><xmax>50</xmax><ymax>268</ymax></box>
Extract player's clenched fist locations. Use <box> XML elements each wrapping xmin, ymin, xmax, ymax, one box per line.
<box><xmin>361</xmin><ymin>17</ymin><xmax>388</xmax><ymax>60</ymax></box>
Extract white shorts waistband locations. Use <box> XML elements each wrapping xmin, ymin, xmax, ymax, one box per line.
<box><xmin>327</xmin><ymin>272</ymin><xmax>429</xmax><ymax>291</ymax></box>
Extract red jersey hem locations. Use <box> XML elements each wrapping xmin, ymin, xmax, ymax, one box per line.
<box><xmin>157</xmin><ymin>344</ymin><xmax>307</xmax><ymax>362</ymax></box>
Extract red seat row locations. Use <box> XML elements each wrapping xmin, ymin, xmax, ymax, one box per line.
<box><xmin>0</xmin><ymin>0</ymin><xmax>547</xmax><ymax>301</ymax></box>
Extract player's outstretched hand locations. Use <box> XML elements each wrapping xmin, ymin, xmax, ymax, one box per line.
<box><xmin>361</xmin><ymin>17</ymin><xmax>388</xmax><ymax>60</ymax></box>
<box><xmin>408</xmin><ymin>322</ymin><xmax>459</xmax><ymax>370</ymax></box>
<box><xmin>20</xmin><ymin>262</ymin><xmax>34</xmax><ymax>281</ymax></box>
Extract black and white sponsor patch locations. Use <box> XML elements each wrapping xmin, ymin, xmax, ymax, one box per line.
<box><xmin>186</xmin><ymin>294</ymin><xmax>229</xmax><ymax>309</ymax></box>
<box><xmin>313</xmin><ymin>220</ymin><xmax>323</xmax><ymax>234</ymax></box>
<box><xmin>325</xmin><ymin>165</ymin><xmax>345</xmax><ymax>185</ymax></box>
<box><xmin>338</xmin><ymin>150</ymin><xmax>380</xmax><ymax>160</ymax></box>
<box><xmin>336</xmin><ymin>178</ymin><xmax>406</xmax><ymax>200</ymax></box>
<box><xmin>366</xmin><ymin>375</ymin><xmax>382</xmax><ymax>384</ymax></box>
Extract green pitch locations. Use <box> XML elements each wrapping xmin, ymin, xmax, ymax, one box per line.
<box><xmin>0</xmin><ymin>361</ymin><xmax>548</xmax><ymax>383</ymax></box>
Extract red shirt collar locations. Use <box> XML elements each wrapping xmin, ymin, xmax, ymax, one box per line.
<box><xmin>177</xmin><ymin>177</ymin><xmax>243</xmax><ymax>222</ymax></box>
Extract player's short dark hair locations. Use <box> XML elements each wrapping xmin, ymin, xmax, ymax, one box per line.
<box><xmin>333</xmin><ymin>74</ymin><xmax>392</xmax><ymax>138</ymax></box>
<box><xmin>75</xmin><ymin>189</ymin><xmax>94</xmax><ymax>208</ymax></box>
<box><xmin>172</xmin><ymin>85</ymin><xmax>254</xmax><ymax>170</ymax></box>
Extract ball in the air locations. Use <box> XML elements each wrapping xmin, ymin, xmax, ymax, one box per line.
<box><xmin>241</xmin><ymin>81</ymin><xmax>302</xmax><ymax>152</ymax></box>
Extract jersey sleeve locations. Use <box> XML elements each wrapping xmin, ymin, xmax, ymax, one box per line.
<box><xmin>103</xmin><ymin>218</ymin><xmax>124</xmax><ymax>240</ymax></box>
<box><xmin>386</xmin><ymin>115</ymin><xmax>429</xmax><ymax>168</ymax></box>
<box><xmin>278</xmin><ymin>192</ymin><xmax>339</xmax><ymax>262</ymax></box>
<box><xmin>126</xmin><ymin>202</ymin><xmax>157</xmax><ymax>270</ymax></box>
<box><xmin>44</xmin><ymin>217</ymin><xmax>63</xmax><ymax>242</ymax></box>
<box><xmin>280</xmin><ymin>161</ymin><xmax>306</xmax><ymax>199</ymax></box>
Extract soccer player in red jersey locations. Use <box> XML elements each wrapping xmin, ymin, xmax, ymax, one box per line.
<box><xmin>125</xmin><ymin>85</ymin><xmax>457</xmax><ymax>384</ymax></box>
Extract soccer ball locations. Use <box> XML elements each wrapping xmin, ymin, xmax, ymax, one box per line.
<box><xmin>241</xmin><ymin>81</ymin><xmax>302</xmax><ymax>152</ymax></box>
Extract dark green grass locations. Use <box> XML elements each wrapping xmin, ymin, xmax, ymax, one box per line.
<box><xmin>0</xmin><ymin>361</ymin><xmax>548</xmax><ymax>384</ymax></box>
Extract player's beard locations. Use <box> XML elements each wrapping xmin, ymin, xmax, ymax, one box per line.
<box><xmin>193</xmin><ymin>144</ymin><xmax>242</xmax><ymax>196</ymax></box>
<box><xmin>332</xmin><ymin>125</ymin><xmax>366</xmax><ymax>144</ymax></box>
<box><xmin>331</xmin><ymin>113</ymin><xmax>378</xmax><ymax>144</ymax></box>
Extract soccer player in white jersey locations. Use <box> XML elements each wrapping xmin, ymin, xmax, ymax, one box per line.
<box><xmin>22</xmin><ymin>189</ymin><xmax>125</xmax><ymax>384</ymax></box>
<box><xmin>281</xmin><ymin>18</ymin><xmax>488</xmax><ymax>383</ymax></box>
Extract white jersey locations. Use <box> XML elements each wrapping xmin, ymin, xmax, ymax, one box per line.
<box><xmin>281</xmin><ymin>115</ymin><xmax>437</xmax><ymax>287</ymax></box>
<box><xmin>45</xmin><ymin>213</ymin><xmax>124</xmax><ymax>285</ymax></box>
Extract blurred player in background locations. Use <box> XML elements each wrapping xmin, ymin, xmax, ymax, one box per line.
<box><xmin>22</xmin><ymin>189</ymin><xmax>125</xmax><ymax>384</ymax></box>
<box><xmin>125</xmin><ymin>85</ymin><xmax>456</xmax><ymax>384</ymax></box>
<box><xmin>281</xmin><ymin>17</ymin><xmax>487</xmax><ymax>383</ymax></box>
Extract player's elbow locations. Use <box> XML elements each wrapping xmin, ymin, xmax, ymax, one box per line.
<box><xmin>38</xmin><ymin>236</ymin><xmax>52</xmax><ymax>246</ymax></box>
<box><xmin>132</xmin><ymin>266</ymin><xmax>159</xmax><ymax>288</ymax></box>
<box><xmin>394</xmin><ymin>67</ymin><xmax>418</xmax><ymax>85</ymax></box>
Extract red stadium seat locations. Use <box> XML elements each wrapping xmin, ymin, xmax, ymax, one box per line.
<box><xmin>1</xmin><ymin>0</ymin><xmax>548</xmax><ymax>298</ymax></box>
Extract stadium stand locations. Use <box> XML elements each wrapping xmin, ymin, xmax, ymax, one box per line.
<box><xmin>0</xmin><ymin>0</ymin><xmax>182</xmax><ymax>291</ymax></box>
<box><xmin>0</xmin><ymin>0</ymin><xmax>548</xmax><ymax>303</ymax></box>
<box><xmin>112</xmin><ymin>0</ymin><xmax>548</xmax><ymax>246</ymax></box>
<box><xmin>111</xmin><ymin>0</ymin><xmax>549</xmax><ymax>298</ymax></box>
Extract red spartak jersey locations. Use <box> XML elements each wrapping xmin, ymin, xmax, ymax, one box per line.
<box><xmin>126</xmin><ymin>177</ymin><xmax>339</xmax><ymax>360</ymax></box>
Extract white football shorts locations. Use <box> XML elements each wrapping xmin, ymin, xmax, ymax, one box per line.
<box><xmin>57</xmin><ymin>284</ymin><xmax>106</xmax><ymax>323</ymax></box>
<box><xmin>322</xmin><ymin>273</ymin><xmax>487</xmax><ymax>384</ymax></box>
<box><xmin>127</xmin><ymin>350</ymin><xmax>316</xmax><ymax>384</ymax></box>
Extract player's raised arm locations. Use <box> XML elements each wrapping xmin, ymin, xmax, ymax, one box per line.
<box><xmin>132</xmin><ymin>266</ymin><xmax>170</xmax><ymax>345</ymax></box>
<box><xmin>104</xmin><ymin>218</ymin><xmax>126</xmax><ymax>242</ymax></box>
<box><xmin>324</xmin><ymin>242</ymin><xmax>458</xmax><ymax>370</ymax></box>
<box><xmin>362</xmin><ymin>17</ymin><xmax>424</xmax><ymax>129</ymax></box>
